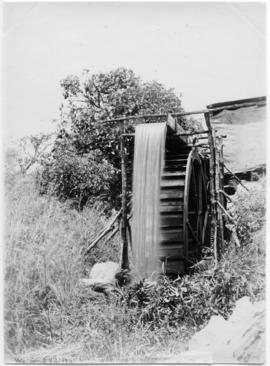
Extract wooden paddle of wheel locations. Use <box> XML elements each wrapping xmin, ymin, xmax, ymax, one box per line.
<box><xmin>160</xmin><ymin>146</ymin><xmax>209</xmax><ymax>275</ymax></box>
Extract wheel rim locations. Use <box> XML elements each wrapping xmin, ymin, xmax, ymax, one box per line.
<box><xmin>160</xmin><ymin>146</ymin><xmax>209</xmax><ymax>275</ymax></box>
<box><xmin>184</xmin><ymin>149</ymin><xmax>208</xmax><ymax>260</ymax></box>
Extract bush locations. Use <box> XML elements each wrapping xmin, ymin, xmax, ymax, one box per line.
<box><xmin>38</xmin><ymin>137</ymin><xmax>119</xmax><ymax>211</ymax></box>
<box><xmin>234</xmin><ymin>179</ymin><xmax>266</xmax><ymax>244</ymax></box>
<box><xmin>118</xmin><ymin>236</ymin><xmax>265</xmax><ymax>333</ymax></box>
<box><xmin>117</xmin><ymin>178</ymin><xmax>266</xmax><ymax>331</ymax></box>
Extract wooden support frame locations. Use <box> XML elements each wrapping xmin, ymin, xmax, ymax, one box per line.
<box><xmin>86</xmin><ymin>101</ymin><xmax>248</xmax><ymax>267</ymax></box>
<box><xmin>216</xmin><ymin>135</ymin><xmax>225</xmax><ymax>254</ymax></box>
<box><xmin>204</xmin><ymin>112</ymin><xmax>226</xmax><ymax>261</ymax></box>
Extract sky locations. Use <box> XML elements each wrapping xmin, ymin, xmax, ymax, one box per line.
<box><xmin>2</xmin><ymin>2</ymin><xmax>266</xmax><ymax>139</ymax></box>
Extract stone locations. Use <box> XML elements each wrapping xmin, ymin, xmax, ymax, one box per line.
<box><xmin>80</xmin><ymin>261</ymin><xmax>120</xmax><ymax>287</ymax></box>
<box><xmin>180</xmin><ymin>296</ymin><xmax>265</xmax><ymax>364</ymax></box>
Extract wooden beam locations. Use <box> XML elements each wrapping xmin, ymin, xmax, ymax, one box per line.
<box><xmin>65</xmin><ymin>99</ymin><xmax>265</xmax><ymax>123</ymax></box>
<box><xmin>176</xmin><ymin>130</ymin><xmax>209</xmax><ymax>136</ymax></box>
<box><xmin>215</xmin><ymin>136</ymin><xmax>224</xmax><ymax>254</ymax></box>
<box><xmin>224</xmin><ymin>164</ymin><xmax>250</xmax><ymax>192</ymax></box>
<box><xmin>65</xmin><ymin>109</ymin><xmax>209</xmax><ymax>120</ymax></box>
<box><xmin>186</xmin><ymin>221</ymin><xmax>201</xmax><ymax>248</ymax></box>
<box><xmin>120</xmin><ymin>133</ymin><xmax>130</xmax><ymax>270</ymax></box>
<box><xmin>204</xmin><ymin>112</ymin><xmax>218</xmax><ymax>263</ymax></box>
<box><xmin>122</xmin><ymin>129</ymin><xmax>211</xmax><ymax>138</ymax></box>
<box><xmin>84</xmin><ymin>209</ymin><xmax>122</xmax><ymax>254</ymax></box>
<box><xmin>84</xmin><ymin>226</ymin><xmax>114</xmax><ymax>255</ymax></box>
<box><xmin>219</xmin><ymin>189</ymin><xmax>233</xmax><ymax>203</ymax></box>
<box><xmin>216</xmin><ymin>200</ymin><xmax>235</xmax><ymax>222</ymax></box>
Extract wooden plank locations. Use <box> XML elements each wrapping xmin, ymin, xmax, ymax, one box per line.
<box><xmin>160</xmin><ymin>208</ymin><xmax>183</xmax><ymax>214</ymax></box>
<box><xmin>164</xmin><ymin>165</ymin><xmax>187</xmax><ymax>172</ymax></box>
<box><xmin>160</xmin><ymin>214</ymin><xmax>183</xmax><ymax>227</ymax></box>
<box><xmin>160</xmin><ymin>244</ymin><xmax>185</xmax><ymax>259</ymax></box>
<box><xmin>160</xmin><ymin>229</ymin><xmax>184</xmax><ymax>242</ymax></box>
<box><xmin>161</xmin><ymin>178</ymin><xmax>185</xmax><ymax>187</ymax></box>
<box><xmin>160</xmin><ymin>201</ymin><xmax>184</xmax><ymax>208</ymax></box>
<box><xmin>165</xmin><ymin>159</ymin><xmax>188</xmax><ymax>164</ymax></box>
<box><xmin>163</xmin><ymin>259</ymin><xmax>185</xmax><ymax>275</ymax></box>
<box><xmin>160</xmin><ymin>190</ymin><xmax>184</xmax><ymax>199</ymax></box>
<box><xmin>165</xmin><ymin>153</ymin><xmax>190</xmax><ymax>158</ymax></box>
<box><xmin>162</xmin><ymin>172</ymin><xmax>186</xmax><ymax>178</ymax></box>
<box><xmin>160</xmin><ymin>200</ymin><xmax>184</xmax><ymax>206</ymax></box>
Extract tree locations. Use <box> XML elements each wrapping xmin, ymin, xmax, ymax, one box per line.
<box><xmin>59</xmin><ymin>68</ymin><xmax>185</xmax><ymax>164</ymax></box>
<box><xmin>40</xmin><ymin>67</ymin><xmax>197</xmax><ymax>210</ymax></box>
<box><xmin>5</xmin><ymin>133</ymin><xmax>55</xmax><ymax>175</ymax></box>
<box><xmin>18</xmin><ymin>133</ymin><xmax>55</xmax><ymax>174</ymax></box>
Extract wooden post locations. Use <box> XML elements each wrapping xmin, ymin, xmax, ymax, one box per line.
<box><xmin>120</xmin><ymin>132</ymin><xmax>130</xmax><ymax>270</ymax></box>
<box><xmin>215</xmin><ymin>135</ymin><xmax>224</xmax><ymax>255</ymax></box>
<box><xmin>204</xmin><ymin>112</ymin><xmax>218</xmax><ymax>263</ymax></box>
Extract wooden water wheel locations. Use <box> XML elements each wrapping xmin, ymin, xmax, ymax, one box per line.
<box><xmin>160</xmin><ymin>137</ymin><xmax>209</xmax><ymax>275</ymax></box>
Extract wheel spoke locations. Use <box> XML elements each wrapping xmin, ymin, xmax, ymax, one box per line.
<box><xmin>201</xmin><ymin>211</ymin><xmax>209</xmax><ymax>244</ymax></box>
<box><xmin>186</xmin><ymin>221</ymin><xmax>201</xmax><ymax>247</ymax></box>
<box><xmin>192</xmin><ymin>167</ymin><xmax>198</xmax><ymax>203</ymax></box>
<box><xmin>186</xmin><ymin>155</ymin><xmax>209</xmax><ymax>257</ymax></box>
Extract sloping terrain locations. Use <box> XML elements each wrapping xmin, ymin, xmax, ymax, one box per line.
<box><xmin>166</xmin><ymin>296</ymin><xmax>265</xmax><ymax>363</ymax></box>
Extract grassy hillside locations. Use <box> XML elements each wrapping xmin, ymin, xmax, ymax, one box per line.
<box><xmin>4</xmin><ymin>173</ymin><xmax>120</xmax><ymax>358</ymax></box>
<box><xmin>4</xmin><ymin>173</ymin><xmax>266</xmax><ymax>363</ymax></box>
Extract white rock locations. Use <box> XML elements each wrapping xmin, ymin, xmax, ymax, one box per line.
<box><xmin>80</xmin><ymin>261</ymin><xmax>120</xmax><ymax>287</ymax></box>
<box><xmin>186</xmin><ymin>297</ymin><xmax>265</xmax><ymax>364</ymax></box>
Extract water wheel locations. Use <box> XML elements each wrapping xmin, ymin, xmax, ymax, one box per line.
<box><xmin>160</xmin><ymin>140</ymin><xmax>209</xmax><ymax>275</ymax></box>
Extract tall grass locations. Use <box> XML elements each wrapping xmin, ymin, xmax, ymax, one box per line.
<box><xmin>4</xmin><ymin>173</ymin><xmax>266</xmax><ymax>363</ymax></box>
<box><xmin>4</xmin><ymin>173</ymin><xmax>120</xmax><ymax>357</ymax></box>
<box><xmin>5</xmin><ymin>174</ymin><xmax>188</xmax><ymax>363</ymax></box>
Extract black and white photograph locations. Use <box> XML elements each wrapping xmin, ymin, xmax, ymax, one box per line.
<box><xmin>2</xmin><ymin>1</ymin><xmax>267</xmax><ymax>364</ymax></box>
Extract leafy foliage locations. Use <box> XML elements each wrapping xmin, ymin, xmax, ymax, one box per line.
<box><xmin>38</xmin><ymin>136</ymin><xmax>119</xmax><ymax>210</ymax></box>
<box><xmin>40</xmin><ymin>67</ymin><xmax>200</xmax><ymax>209</ymax></box>
<box><xmin>118</xmin><ymin>247</ymin><xmax>263</xmax><ymax>332</ymax></box>
<box><xmin>19</xmin><ymin>134</ymin><xmax>54</xmax><ymax>173</ymax></box>
<box><xmin>234</xmin><ymin>180</ymin><xmax>266</xmax><ymax>244</ymax></box>
<box><xmin>60</xmin><ymin>68</ymin><xmax>186</xmax><ymax>166</ymax></box>
<box><xmin>117</xmin><ymin>178</ymin><xmax>266</xmax><ymax>331</ymax></box>
<box><xmin>5</xmin><ymin>133</ymin><xmax>55</xmax><ymax>178</ymax></box>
